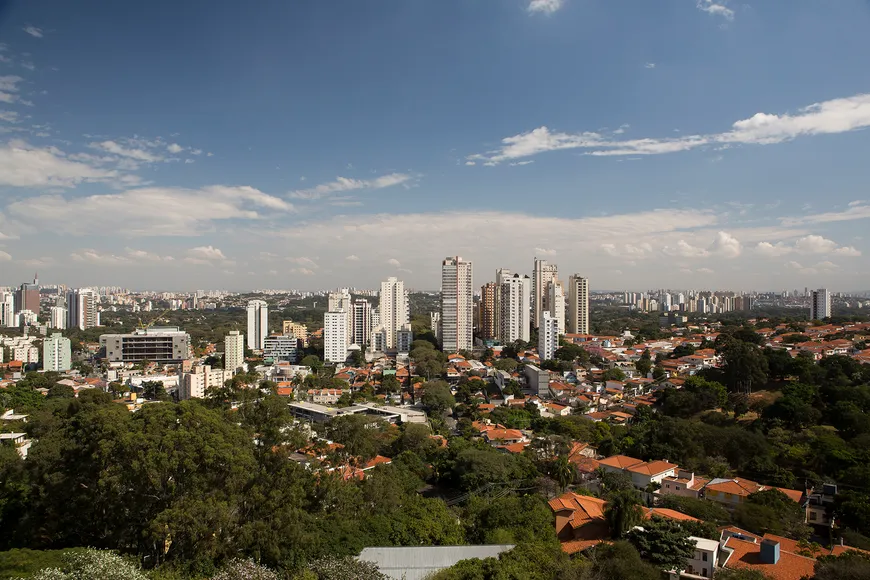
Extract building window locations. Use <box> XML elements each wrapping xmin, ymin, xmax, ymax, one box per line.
<box><xmin>702</xmin><ymin>552</ymin><xmax>708</xmax><ymax>562</ymax></box>
<box><xmin>810</xmin><ymin>512</ymin><xmax>817</xmax><ymax>521</ymax></box>
<box><xmin>703</xmin><ymin>568</ymin><xmax>707</xmax><ymax>577</ymax></box>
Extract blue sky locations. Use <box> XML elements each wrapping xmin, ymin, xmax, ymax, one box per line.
<box><xmin>1</xmin><ymin>0</ymin><xmax>870</xmax><ymax>292</ymax></box>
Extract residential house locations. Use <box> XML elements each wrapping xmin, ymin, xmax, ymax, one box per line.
<box><xmin>703</xmin><ymin>477</ymin><xmax>804</xmax><ymax>511</ymax></box>
<box><xmin>660</xmin><ymin>469</ymin><xmax>710</xmax><ymax>499</ymax></box>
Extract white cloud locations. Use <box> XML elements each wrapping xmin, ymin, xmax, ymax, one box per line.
<box><xmin>645</xmin><ymin>63</ymin><xmax>656</xmax><ymax>69</ymax></box>
<box><xmin>696</xmin><ymin>0</ymin><xmax>734</xmax><ymax>20</ymax></box>
<box><xmin>71</xmin><ymin>249</ymin><xmax>131</xmax><ymax>265</ymax></box>
<box><xmin>17</xmin><ymin>256</ymin><xmax>54</xmax><ymax>267</ymax></box>
<box><xmin>0</xmin><ymin>111</ymin><xmax>18</xmax><ymax>123</ymax></box>
<box><xmin>528</xmin><ymin>0</ymin><xmax>564</xmax><ymax>14</ymax></box>
<box><xmin>0</xmin><ymin>75</ymin><xmax>23</xmax><ymax>105</ymax></box>
<box><xmin>184</xmin><ymin>246</ymin><xmax>226</xmax><ymax>264</ymax></box>
<box><xmin>345</xmin><ymin>254</ymin><xmax>360</xmax><ymax>261</ymax></box>
<box><xmin>23</xmin><ymin>26</ymin><xmax>43</xmax><ymax>38</ymax></box>
<box><xmin>290</xmin><ymin>268</ymin><xmax>315</xmax><ymax>276</ymax></box>
<box><xmin>754</xmin><ymin>235</ymin><xmax>861</xmax><ymax>257</ymax></box>
<box><xmin>125</xmin><ymin>248</ymin><xmax>173</xmax><ymax>262</ymax></box>
<box><xmin>0</xmin><ymin>141</ymin><xmax>116</xmax><ymax>187</ymax></box>
<box><xmin>289</xmin><ymin>173</ymin><xmax>414</xmax><ymax>200</ymax></box>
<box><xmin>786</xmin><ymin>260</ymin><xmax>840</xmax><ymax>276</ymax></box>
<box><xmin>0</xmin><ymin>250</ymin><xmax>10</xmax><ymax>261</ymax></box>
<box><xmin>601</xmin><ymin>242</ymin><xmax>654</xmax><ymax>259</ymax></box>
<box><xmin>184</xmin><ymin>159</ymin><xmax>194</xmax><ymax>164</ymax></box>
<box><xmin>191</xmin><ymin>149</ymin><xmax>202</xmax><ymax>155</ymax></box>
<box><xmin>468</xmin><ymin>93</ymin><xmax>870</xmax><ymax>164</ymax></box>
<box><xmin>711</xmin><ymin>231</ymin><xmax>742</xmax><ymax>258</ymax></box>
<box><xmin>509</xmin><ymin>160</ymin><xmax>535</xmax><ymax>166</ymax></box>
<box><xmin>387</xmin><ymin>258</ymin><xmax>402</xmax><ymax>267</ymax></box>
<box><xmin>782</xmin><ymin>202</ymin><xmax>870</xmax><ymax>226</ymax></box>
<box><xmin>7</xmin><ymin>185</ymin><xmax>292</xmax><ymax>236</ymax></box>
<box><xmin>662</xmin><ymin>240</ymin><xmax>710</xmax><ymax>258</ymax></box>
<box><xmin>696</xmin><ymin>267</ymin><xmax>715</xmax><ymax>274</ymax></box>
<box><xmin>287</xmin><ymin>256</ymin><xmax>318</xmax><ymax>268</ymax></box>
<box><xmin>90</xmin><ymin>140</ymin><xmax>163</xmax><ymax>163</ymax></box>
<box><xmin>167</xmin><ymin>143</ymin><xmax>183</xmax><ymax>154</ymax></box>
<box><xmin>534</xmin><ymin>247</ymin><xmax>557</xmax><ymax>256</ymax></box>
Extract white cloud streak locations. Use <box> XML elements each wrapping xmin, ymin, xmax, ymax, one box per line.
<box><xmin>289</xmin><ymin>173</ymin><xmax>414</xmax><ymax>200</ymax></box>
<box><xmin>23</xmin><ymin>26</ymin><xmax>43</xmax><ymax>38</ymax></box>
<box><xmin>528</xmin><ymin>0</ymin><xmax>564</xmax><ymax>14</ymax></box>
<box><xmin>468</xmin><ymin>93</ymin><xmax>870</xmax><ymax>164</ymax></box>
<box><xmin>697</xmin><ymin>0</ymin><xmax>734</xmax><ymax>20</ymax></box>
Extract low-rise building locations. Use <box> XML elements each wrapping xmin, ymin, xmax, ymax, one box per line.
<box><xmin>101</xmin><ymin>327</ymin><xmax>190</xmax><ymax>364</ymax></box>
<box><xmin>179</xmin><ymin>365</ymin><xmax>232</xmax><ymax>400</ymax></box>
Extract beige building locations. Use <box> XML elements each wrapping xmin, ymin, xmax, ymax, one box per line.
<box><xmin>567</xmin><ymin>275</ymin><xmax>589</xmax><ymax>335</ymax></box>
<box><xmin>180</xmin><ymin>364</ymin><xmax>233</xmax><ymax>400</ymax></box>
<box><xmin>282</xmin><ymin>321</ymin><xmax>309</xmax><ymax>344</ymax></box>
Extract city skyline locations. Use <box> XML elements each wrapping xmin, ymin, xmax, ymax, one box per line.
<box><xmin>1</xmin><ymin>1</ymin><xmax>870</xmax><ymax>290</ymax></box>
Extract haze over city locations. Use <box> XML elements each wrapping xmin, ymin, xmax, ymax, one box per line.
<box><xmin>1</xmin><ymin>0</ymin><xmax>870</xmax><ymax>291</ymax></box>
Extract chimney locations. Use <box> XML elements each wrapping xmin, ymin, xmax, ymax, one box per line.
<box><xmin>760</xmin><ymin>539</ymin><xmax>780</xmax><ymax>564</ymax></box>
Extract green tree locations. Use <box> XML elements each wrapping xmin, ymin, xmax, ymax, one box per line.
<box><xmin>721</xmin><ymin>341</ymin><xmax>768</xmax><ymax>394</ymax></box>
<box><xmin>14</xmin><ymin>548</ymin><xmax>148</xmax><ymax>580</ymax></box>
<box><xmin>305</xmin><ymin>556</ymin><xmax>389</xmax><ymax>580</ymax></box>
<box><xmin>421</xmin><ymin>381</ymin><xmax>455</xmax><ymax>417</ymax></box>
<box><xmin>635</xmin><ymin>350</ymin><xmax>652</xmax><ymax>377</ymax></box>
<box><xmin>552</xmin><ymin>455</ymin><xmax>574</xmax><ymax>493</ymax></box>
<box><xmin>604</xmin><ymin>489</ymin><xmax>644</xmax><ymax>539</ymax></box>
<box><xmin>627</xmin><ymin>516</ymin><xmax>696</xmax><ymax>571</ymax></box>
<box><xmin>603</xmin><ymin>368</ymin><xmax>626</xmax><ymax>381</ymax></box>
<box><xmin>811</xmin><ymin>551</ymin><xmax>870</xmax><ymax>580</ymax></box>
<box><xmin>46</xmin><ymin>385</ymin><xmax>75</xmax><ymax>400</ymax></box>
<box><xmin>734</xmin><ymin>489</ymin><xmax>809</xmax><ymax>539</ymax></box>
<box><xmin>493</xmin><ymin>358</ymin><xmax>518</xmax><ymax>372</ymax></box>
<box><xmin>140</xmin><ymin>380</ymin><xmax>169</xmax><ymax>401</ymax></box>
<box><xmin>582</xmin><ymin>541</ymin><xmax>663</xmax><ymax>580</ymax></box>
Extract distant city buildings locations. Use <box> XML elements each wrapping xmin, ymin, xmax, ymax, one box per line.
<box><xmin>441</xmin><ymin>256</ymin><xmax>473</xmax><ymax>353</ymax></box>
<box><xmin>246</xmin><ymin>299</ymin><xmax>269</xmax><ymax>350</ymax></box>
<box><xmin>49</xmin><ymin>306</ymin><xmax>67</xmax><ymax>330</ymax></box>
<box><xmin>43</xmin><ymin>333</ymin><xmax>71</xmax><ymax>372</ymax></box>
<box><xmin>224</xmin><ymin>330</ymin><xmax>245</xmax><ymax>373</ymax></box>
<box><xmin>811</xmin><ymin>288</ymin><xmax>832</xmax><ymax>320</ymax></box>
<box><xmin>567</xmin><ymin>275</ymin><xmax>590</xmax><ymax>335</ymax></box>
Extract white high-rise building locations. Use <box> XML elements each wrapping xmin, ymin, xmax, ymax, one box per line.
<box><xmin>66</xmin><ymin>289</ymin><xmax>99</xmax><ymax>330</ymax></box>
<box><xmin>1</xmin><ymin>292</ymin><xmax>15</xmax><ymax>328</ymax></box>
<box><xmin>352</xmin><ymin>299</ymin><xmax>373</xmax><ymax>347</ymax></box>
<box><xmin>811</xmin><ymin>289</ymin><xmax>832</xmax><ymax>320</ymax></box>
<box><xmin>224</xmin><ymin>330</ymin><xmax>245</xmax><ymax>374</ymax></box>
<box><xmin>498</xmin><ymin>273</ymin><xmax>531</xmax><ymax>344</ymax></box>
<box><xmin>50</xmin><ymin>306</ymin><xmax>67</xmax><ymax>330</ymax></box>
<box><xmin>328</xmin><ymin>289</ymin><xmax>352</xmax><ymax>313</ymax></box>
<box><xmin>441</xmin><ymin>256</ymin><xmax>473</xmax><ymax>353</ymax></box>
<box><xmin>567</xmin><ymin>275</ymin><xmax>590</xmax><ymax>335</ymax></box>
<box><xmin>324</xmin><ymin>310</ymin><xmax>349</xmax><ymax>363</ymax></box>
<box><xmin>532</xmin><ymin>259</ymin><xmax>559</xmax><ymax>329</ymax></box>
<box><xmin>539</xmin><ymin>311</ymin><xmax>560</xmax><ymax>361</ymax></box>
<box><xmin>246</xmin><ymin>300</ymin><xmax>269</xmax><ymax>351</ymax></box>
<box><xmin>548</xmin><ymin>281</ymin><xmax>566</xmax><ymax>335</ymax></box>
<box><xmin>379</xmin><ymin>277</ymin><xmax>409</xmax><ymax>350</ymax></box>
<box><xmin>43</xmin><ymin>333</ymin><xmax>71</xmax><ymax>372</ymax></box>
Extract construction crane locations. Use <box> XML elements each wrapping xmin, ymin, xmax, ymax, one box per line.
<box><xmin>137</xmin><ymin>308</ymin><xmax>171</xmax><ymax>332</ymax></box>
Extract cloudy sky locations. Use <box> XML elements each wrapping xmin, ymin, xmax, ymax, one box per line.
<box><xmin>1</xmin><ymin>0</ymin><xmax>870</xmax><ymax>292</ymax></box>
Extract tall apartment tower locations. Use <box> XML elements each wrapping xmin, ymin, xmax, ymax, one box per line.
<box><xmin>43</xmin><ymin>333</ymin><xmax>72</xmax><ymax>372</ymax></box>
<box><xmin>66</xmin><ymin>288</ymin><xmax>99</xmax><ymax>330</ymax></box>
<box><xmin>224</xmin><ymin>330</ymin><xmax>245</xmax><ymax>374</ymax></box>
<box><xmin>548</xmin><ymin>281</ymin><xmax>566</xmax><ymax>335</ymax></box>
<box><xmin>498</xmin><ymin>273</ymin><xmax>531</xmax><ymax>344</ymax></box>
<box><xmin>478</xmin><ymin>282</ymin><xmax>498</xmax><ymax>340</ymax></box>
<box><xmin>567</xmin><ymin>275</ymin><xmax>590</xmax><ymax>335</ymax></box>
<box><xmin>0</xmin><ymin>292</ymin><xmax>14</xmax><ymax>328</ymax></box>
<box><xmin>246</xmin><ymin>300</ymin><xmax>269</xmax><ymax>350</ymax></box>
<box><xmin>441</xmin><ymin>256</ymin><xmax>473</xmax><ymax>353</ymax></box>
<box><xmin>539</xmin><ymin>311</ymin><xmax>560</xmax><ymax>361</ymax></box>
<box><xmin>810</xmin><ymin>289</ymin><xmax>831</xmax><ymax>320</ymax></box>
<box><xmin>532</xmin><ymin>259</ymin><xmax>558</xmax><ymax>329</ymax></box>
<box><xmin>379</xmin><ymin>277</ymin><xmax>408</xmax><ymax>349</ymax></box>
<box><xmin>49</xmin><ymin>306</ymin><xmax>67</xmax><ymax>330</ymax></box>
<box><xmin>494</xmin><ymin>268</ymin><xmax>512</xmax><ymax>340</ymax></box>
<box><xmin>351</xmin><ymin>299</ymin><xmax>373</xmax><ymax>347</ymax></box>
<box><xmin>324</xmin><ymin>310</ymin><xmax>349</xmax><ymax>363</ymax></box>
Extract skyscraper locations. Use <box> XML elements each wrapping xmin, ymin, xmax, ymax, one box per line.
<box><xmin>532</xmin><ymin>259</ymin><xmax>558</xmax><ymax>329</ymax></box>
<box><xmin>441</xmin><ymin>256</ymin><xmax>473</xmax><ymax>353</ymax></box>
<box><xmin>43</xmin><ymin>333</ymin><xmax>72</xmax><ymax>372</ymax></box>
<box><xmin>478</xmin><ymin>282</ymin><xmax>498</xmax><ymax>340</ymax></box>
<box><xmin>246</xmin><ymin>300</ymin><xmax>269</xmax><ymax>350</ymax></box>
<box><xmin>225</xmin><ymin>330</ymin><xmax>245</xmax><ymax>374</ymax></box>
<box><xmin>352</xmin><ymin>299</ymin><xmax>373</xmax><ymax>347</ymax></box>
<box><xmin>539</xmin><ymin>311</ymin><xmax>560</xmax><ymax>361</ymax></box>
<box><xmin>15</xmin><ymin>274</ymin><xmax>39</xmax><ymax>316</ymax></box>
<box><xmin>324</xmin><ymin>310</ymin><xmax>349</xmax><ymax>363</ymax></box>
<box><xmin>379</xmin><ymin>277</ymin><xmax>408</xmax><ymax>349</ymax></box>
<box><xmin>498</xmin><ymin>273</ymin><xmax>531</xmax><ymax>344</ymax></box>
<box><xmin>811</xmin><ymin>289</ymin><xmax>831</xmax><ymax>320</ymax></box>
<box><xmin>567</xmin><ymin>275</ymin><xmax>590</xmax><ymax>335</ymax></box>
<box><xmin>66</xmin><ymin>288</ymin><xmax>99</xmax><ymax>330</ymax></box>
<box><xmin>548</xmin><ymin>281</ymin><xmax>566</xmax><ymax>335</ymax></box>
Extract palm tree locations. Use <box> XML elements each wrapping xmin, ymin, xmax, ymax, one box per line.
<box><xmin>604</xmin><ymin>489</ymin><xmax>644</xmax><ymax>539</ymax></box>
<box><xmin>553</xmin><ymin>456</ymin><xmax>574</xmax><ymax>494</ymax></box>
